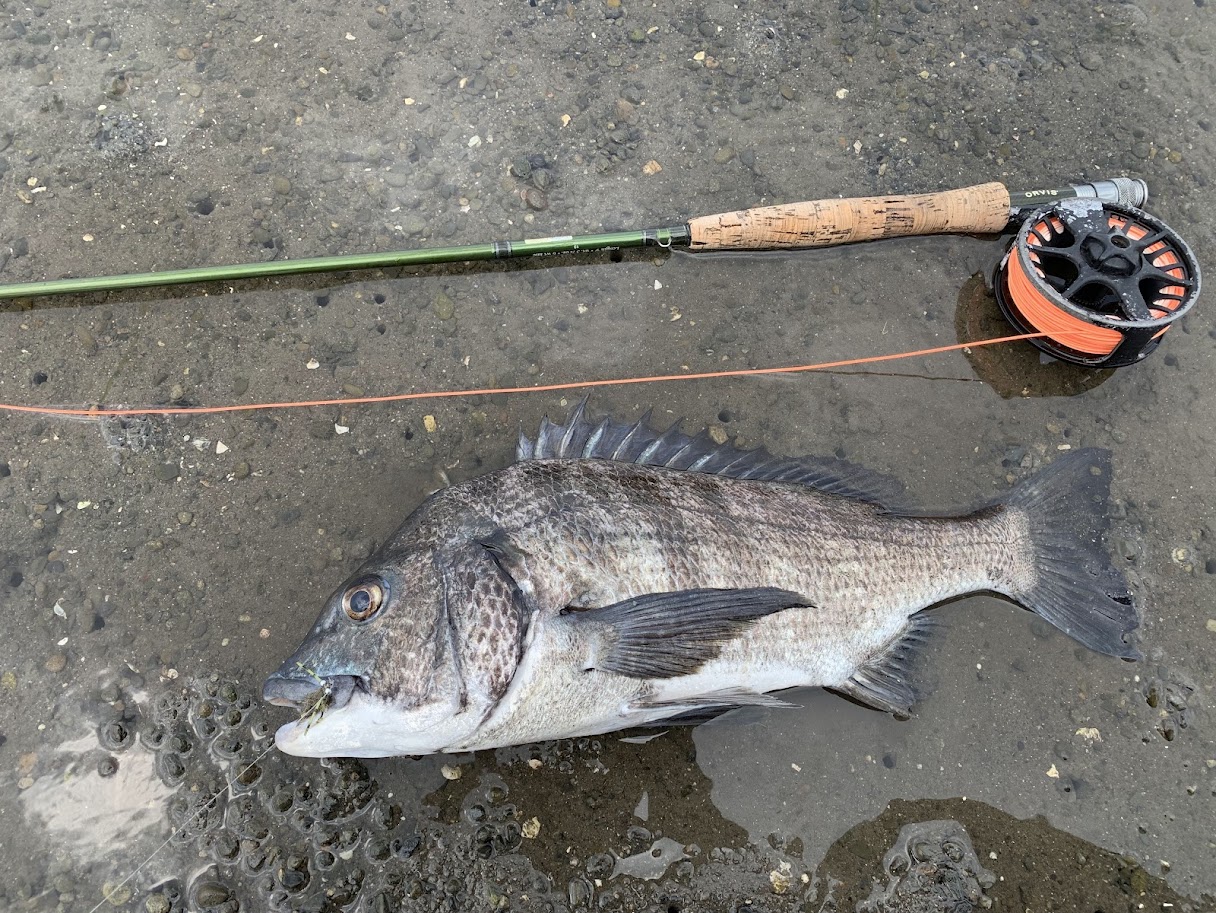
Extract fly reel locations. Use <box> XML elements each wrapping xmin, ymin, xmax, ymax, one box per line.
<box><xmin>994</xmin><ymin>199</ymin><xmax>1200</xmax><ymax>367</ymax></box>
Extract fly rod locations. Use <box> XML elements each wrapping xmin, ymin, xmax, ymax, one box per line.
<box><xmin>0</xmin><ymin>177</ymin><xmax>1147</xmax><ymax>301</ymax></box>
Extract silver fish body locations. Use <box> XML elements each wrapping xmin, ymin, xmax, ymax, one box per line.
<box><xmin>263</xmin><ymin>404</ymin><xmax>1138</xmax><ymax>758</ymax></box>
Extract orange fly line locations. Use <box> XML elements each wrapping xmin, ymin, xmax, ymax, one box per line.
<box><xmin>0</xmin><ymin>331</ymin><xmax>1070</xmax><ymax>419</ymax></box>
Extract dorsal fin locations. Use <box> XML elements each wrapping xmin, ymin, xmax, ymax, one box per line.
<box><xmin>516</xmin><ymin>399</ymin><xmax>904</xmax><ymax>508</ymax></box>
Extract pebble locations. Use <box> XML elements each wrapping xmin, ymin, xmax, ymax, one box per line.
<box><xmin>1112</xmin><ymin>535</ymin><xmax>1141</xmax><ymax>562</ymax></box>
<box><xmin>433</xmin><ymin>293</ymin><xmax>455</xmax><ymax>320</ymax></box>
<box><xmin>76</xmin><ymin>327</ymin><xmax>99</xmax><ymax>355</ymax></box>
<box><xmin>44</xmin><ymin>653</ymin><xmax>67</xmax><ymax>673</ymax></box>
<box><xmin>524</xmin><ymin>187</ymin><xmax>548</xmax><ymax>211</ymax></box>
<box><xmin>145</xmin><ymin>894</ymin><xmax>171</xmax><ymax>913</ymax></box>
<box><xmin>1078</xmin><ymin>51</ymin><xmax>1102</xmax><ymax>71</ymax></box>
<box><xmin>155</xmin><ymin>462</ymin><xmax>178</xmax><ymax>482</ymax></box>
<box><xmin>175</xmin><ymin>47</ymin><xmax>194</xmax><ymax>61</ymax></box>
<box><xmin>233</xmin><ymin>461</ymin><xmax>251</xmax><ymax>480</ymax></box>
<box><xmin>103</xmin><ymin>882</ymin><xmax>133</xmax><ymax>906</ymax></box>
<box><xmin>713</xmin><ymin>146</ymin><xmax>736</xmax><ymax>164</ymax></box>
<box><xmin>400</xmin><ymin>214</ymin><xmax>427</xmax><ymax>235</ymax></box>
<box><xmin>271</xmin><ymin>175</ymin><xmax>292</xmax><ymax>195</ymax></box>
<box><xmin>195</xmin><ymin>883</ymin><xmax>230</xmax><ymax>908</ymax></box>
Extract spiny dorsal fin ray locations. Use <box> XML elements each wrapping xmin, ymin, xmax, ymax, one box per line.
<box><xmin>517</xmin><ymin>398</ymin><xmax>905</xmax><ymax>508</ymax></box>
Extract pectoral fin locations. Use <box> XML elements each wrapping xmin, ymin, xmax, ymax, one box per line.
<box><xmin>563</xmin><ymin>587</ymin><xmax>813</xmax><ymax>679</ymax></box>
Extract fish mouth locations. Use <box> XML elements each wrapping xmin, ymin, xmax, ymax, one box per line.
<box><xmin>262</xmin><ymin>672</ymin><xmax>363</xmax><ymax>713</ymax></box>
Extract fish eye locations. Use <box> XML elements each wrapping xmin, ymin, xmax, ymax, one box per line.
<box><xmin>342</xmin><ymin>578</ymin><xmax>386</xmax><ymax>622</ymax></box>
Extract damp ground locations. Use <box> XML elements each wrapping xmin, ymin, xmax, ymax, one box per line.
<box><xmin>1</xmin><ymin>0</ymin><xmax>1214</xmax><ymax>910</ymax></box>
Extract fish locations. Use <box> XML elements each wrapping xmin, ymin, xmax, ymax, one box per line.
<box><xmin>262</xmin><ymin>401</ymin><xmax>1139</xmax><ymax>758</ymax></box>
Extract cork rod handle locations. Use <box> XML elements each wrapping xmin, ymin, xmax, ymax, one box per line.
<box><xmin>686</xmin><ymin>181</ymin><xmax>1012</xmax><ymax>250</ymax></box>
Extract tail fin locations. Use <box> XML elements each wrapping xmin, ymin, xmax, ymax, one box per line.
<box><xmin>997</xmin><ymin>448</ymin><xmax>1140</xmax><ymax>659</ymax></box>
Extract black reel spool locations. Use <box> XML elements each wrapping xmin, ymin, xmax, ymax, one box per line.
<box><xmin>994</xmin><ymin>199</ymin><xmax>1200</xmax><ymax>367</ymax></box>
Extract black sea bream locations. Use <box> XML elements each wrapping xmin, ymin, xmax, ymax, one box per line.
<box><xmin>263</xmin><ymin>403</ymin><xmax>1138</xmax><ymax>758</ymax></box>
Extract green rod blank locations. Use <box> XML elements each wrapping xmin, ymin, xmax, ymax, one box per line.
<box><xmin>0</xmin><ymin>227</ymin><xmax>685</xmax><ymax>301</ymax></box>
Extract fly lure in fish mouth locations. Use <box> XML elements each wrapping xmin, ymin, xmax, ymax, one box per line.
<box><xmin>294</xmin><ymin>662</ymin><xmax>335</xmax><ymax>732</ymax></box>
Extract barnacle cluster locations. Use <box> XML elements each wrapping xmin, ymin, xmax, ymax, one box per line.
<box><xmin>87</xmin><ymin>676</ymin><xmax>417</xmax><ymax>913</ymax></box>
<box><xmin>858</xmin><ymin>819</ymin><xmax>996</xmax><ymax>913</ymax></box>
<box><xmin>55</xmin><ymin>678</ymin><xmax>817</xmax><ymax>913</ymax></box>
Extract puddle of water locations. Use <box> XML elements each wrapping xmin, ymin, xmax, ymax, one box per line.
<box><xmin>20</xmin><ymin>737</ymin><xmax>174</xmax><ymax>865</ymax></box>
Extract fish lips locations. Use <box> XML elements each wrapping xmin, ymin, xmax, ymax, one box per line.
<box><xmin>262</xmin><ymin>670</ymin><xmax>361</xmax><ymax>713</ymax></box>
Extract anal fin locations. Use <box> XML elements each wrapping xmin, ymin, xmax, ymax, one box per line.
<box><xmin>832</xmin><ymin>614</ymin><xmax>939</xmax><ymax>718</ymax></box>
